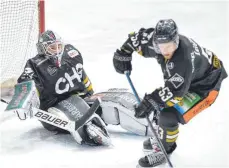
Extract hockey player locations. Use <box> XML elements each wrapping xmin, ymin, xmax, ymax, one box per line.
<box><xmin>113</xmin><ymin>19</ymin><xmax>227</xmax><ymax>167</ymax></box>
<box><xmin>15</xmin><ymin>30</ymin><xmax>111</xmax><ymax>146</ymax></box>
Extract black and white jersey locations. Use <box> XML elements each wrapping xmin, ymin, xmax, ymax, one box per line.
<box><xmin>18</xmin><ymin>44</ymin><xmax>93</xmax><ymax>110</ymax></box>
<box><xmin>119</xmin><ymin>28</ymin><xmax>227</xmax><ymax>105</ymax></box>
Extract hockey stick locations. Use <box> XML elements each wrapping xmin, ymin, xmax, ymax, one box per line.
<box><xmin>124</xmin><ymin>71</ymin><xmax>173</xmax><ymax>168</ymax></box>
<box><xmin>1</xmin><ymin>98</ymin><xmax>9</xmax><ymax>104</ymax></box>
<box><xmin>1</xmin><ymin>96</ymin><xmax>101</xmax><ymax>132</ymax></box>
<box><xmin>1</xmin><ymin>97</ymin><xmax>74</xmax><ymax>129</ymax></box>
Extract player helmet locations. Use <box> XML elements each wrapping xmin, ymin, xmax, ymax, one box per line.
<box><xmin>153</xmin><ymin>19</ymin><xmax>179</xmax><ymax>54</ymax></box>
<box><xmin>36</xmin><ymin>30</ymin><xmax>64</xmax><ymax>56</ymax></box>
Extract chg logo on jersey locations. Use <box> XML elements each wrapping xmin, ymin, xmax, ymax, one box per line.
<box><xmin>168</xmin><ymin>73</ymin><xmax>184</xmax><ymax>89</ymax></box>
<box><xmin>55</xmin><ymin>63</ymin><xmax>83</xmax><ymax>94</ymax></box>
<box><xmin>68</xmin><ymin>50</ymin><xmax>79</xmax><ymax>58</ymax></box>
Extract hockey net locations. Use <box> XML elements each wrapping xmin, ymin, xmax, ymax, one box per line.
<box><xmin>0</xmin><ymin>0</ymin><xmax>45</xmax><ymax>99</ymax></box>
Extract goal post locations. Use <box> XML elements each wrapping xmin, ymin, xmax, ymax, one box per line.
<box><xmin>39</xmin><ymin>0</ymin><xmax>45</xmax><ymax>34</ymax></box>
<box><xmin>0</xmin><ymin>0</ymin><xmax>45</xmax><ymax>98</ymax></box>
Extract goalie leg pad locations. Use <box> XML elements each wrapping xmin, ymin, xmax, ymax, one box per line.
<box><xmin>47</xmin><ymin>95</ymin><xmax>110</xmax><ymax>146</ymax></box>
<box><xmin>100</xmin><ymin>102</ymin><xmax>153</xmax><ymax>136</ymax></box>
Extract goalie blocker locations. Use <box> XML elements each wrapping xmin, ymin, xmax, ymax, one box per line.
<box><xmin>5</xmin><ymin>80</ymin><xmax>111</xmax><ymax>146</ymax></box>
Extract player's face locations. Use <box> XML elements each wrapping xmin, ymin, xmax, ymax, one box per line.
<box><xmin>46</xmin><ymin>42</ymin><xmax>62</xmax><ymax>56</ymax></box>
<box><xmin>158</xmin><ymin>42</ymin><xmax>177</xmax><ymax>59</ymax></box>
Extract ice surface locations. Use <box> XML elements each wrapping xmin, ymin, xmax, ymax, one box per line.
<box><xmin>0</xmin><ymin>0</ymin><xmax>228</xmax><ymax>167</ymax></box>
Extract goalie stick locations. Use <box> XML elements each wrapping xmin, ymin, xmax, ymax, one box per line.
<box><xmin>1</xmin><ymin>97</ymin><xmax>101</xmax><ymax>132</ymax></box>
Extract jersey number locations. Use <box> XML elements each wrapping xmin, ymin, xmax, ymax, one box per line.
<box><xmin>158</xmin><ymin>87</ymin><xmax>173</xmax><ymax>102</ymax></box>
<box><xmin>130</xmin><ymin>33</ymin><xmax>140</xmax><ymax>47</ymax></box>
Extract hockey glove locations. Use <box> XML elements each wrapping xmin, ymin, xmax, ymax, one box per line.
<box><xmin>113</xmin><ymin>49</ymin><xmax>132</xmax><ymax>74</ymax></box>
<box><xmin>134</xmin><ymin>92</ymin><xmax>162</xmax><ymax>119</ymax></box>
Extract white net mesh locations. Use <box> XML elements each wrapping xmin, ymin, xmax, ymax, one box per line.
<box><xmin>0</xmin><ymin>0</ymin><xmax>40</xmax><ymax>85</ymax></box>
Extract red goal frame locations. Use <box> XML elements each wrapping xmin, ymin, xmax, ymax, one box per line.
<box><xmin>39</xmin><ymin>0</ymin><xmax>45</xmax><ymax>34</ymax></box>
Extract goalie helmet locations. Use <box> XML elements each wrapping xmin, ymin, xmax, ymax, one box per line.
<box><xmin>152</xmin><ymin>19</ymin><xmax>179</xmax><ymax>54</ymax></box>
<box><xmin>36</xmin><ymin>30</ymin><xmax>64</xmax><ymax>57</ymax></box>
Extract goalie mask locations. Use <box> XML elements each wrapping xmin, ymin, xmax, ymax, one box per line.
<box><xmin>36</xmin><ymin>30</ymin><xmax>64</xmax><ymax>57</ymax></box>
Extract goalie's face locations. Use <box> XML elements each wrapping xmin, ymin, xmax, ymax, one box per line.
<box><xmin>46</xmin><ymin>41</ymin><xmax>63</xmax><ymax>56</ymax></box>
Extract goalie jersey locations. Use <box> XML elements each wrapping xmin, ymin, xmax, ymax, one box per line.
<box><xmin>18</xmin><ymin>44</ymin><xmax>93</xmax><ymax>110</ymax></box>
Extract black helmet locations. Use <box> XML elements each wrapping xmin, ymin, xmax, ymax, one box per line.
<box><xmin>153</xmin><ymin>19</ymin><xmax>178</xmax><ymax>44</ymax></box>
<box><xmin>36</xmin><ymin>30</ymin><xmax>63</xmax><ymax>56</ymax></box>
<box><xmin>152</xmin><ymin>19</ymin><xmax>179</xmax><ymax>54</ymax></box>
